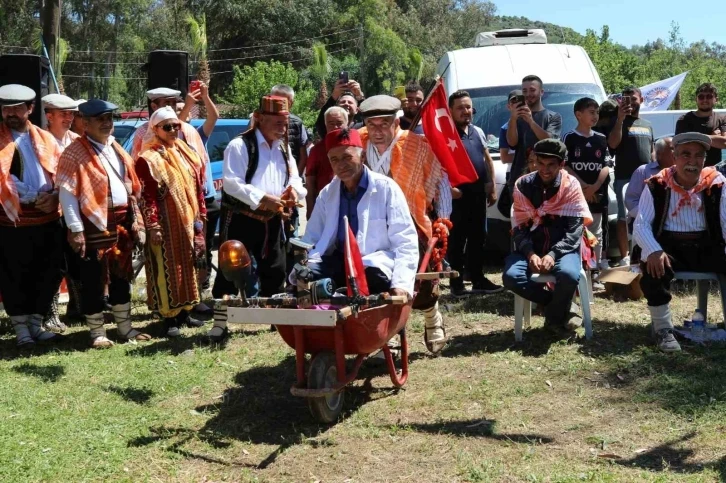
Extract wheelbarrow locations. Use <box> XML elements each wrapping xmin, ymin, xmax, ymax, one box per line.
<box><xmin>214</xmin><ymin>236</ymin><xmax>456</xmax><ymax>423</ymax></box>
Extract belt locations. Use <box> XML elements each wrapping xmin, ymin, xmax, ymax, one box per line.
<box><xmin>661</xmin><ymin>230</ymin><xmax>708</xmax><ymax>241</ymax></box>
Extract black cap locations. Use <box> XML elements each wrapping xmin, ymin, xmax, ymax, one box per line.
<box><xmin>508</xmin><ymin>89</ymin><xmax>523</xmax><ymax>101</ymax></box>
<box><xmin>533</xmin><ymin>138</ymin><xmax>567</xmax><ymax>160</ymax></box>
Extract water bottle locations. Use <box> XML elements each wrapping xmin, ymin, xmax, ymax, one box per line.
<box><xmin>691</xmin><ymin>309</ymin><xmax>705</xmax><ymax>341</ymax></box>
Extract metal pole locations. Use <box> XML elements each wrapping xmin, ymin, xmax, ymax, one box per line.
<box><xmin>41</xmin><ymin>36</ymin><xmax>60</xmax><ymax>93</ymax></box>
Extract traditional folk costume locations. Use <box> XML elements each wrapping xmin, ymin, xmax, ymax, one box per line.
<box><xmin>358</xmin><ymin>95</ymin><xmax>453</xmax><ymax>354</ymax></box>
<box><xmin>503</xmin><ymin>139</ymin><xmax>592</xmax><ymax>328</ymax></box>
<box><xmin>208</xmin><ymin>96</ymin><xmax>306</xmax><ymax>342</ymax></box>
<box><xmin>136</xmin><ymin>107</ymin><xmax>207</xmax><ymax>336</ymax></box>
<box><xmin>41</xmin><ymin>93</ymin><xmax>83</xmax><ymax>332</ymax></box>
<box><xmin>57</xmin><ymin>99</ymin><xmax>150</xmax><ymax>348</ymax></box>
<box><xmin>130</xmin><ymin>88</ymin><xmax>209</xmax><ymax>166</ymax></box>
<box><xmin>0</xmin><ymin>84</ymin><xmax>64</xmax><ymax>347</ymax></box>
<box><xmin>634</xmin><ymin>133</ymin><xmax>726</xmax><ymax>352</ymax></box>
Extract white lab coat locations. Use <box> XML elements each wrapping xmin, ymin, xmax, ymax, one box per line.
<box><xmin>302</xmin><ymin>168</ymin><xmax>419</xmax><ymax>295</ymax></box>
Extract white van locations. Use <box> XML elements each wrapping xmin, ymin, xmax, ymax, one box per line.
<box><xmin>437</xmin><ymin>29</ymin><xmax>614</xmax><ymax>253</ymax></box>
<box><xmin>641</xmin><ymin>109</ymin><xmax>726</xmax><ymax>147</ymax></box>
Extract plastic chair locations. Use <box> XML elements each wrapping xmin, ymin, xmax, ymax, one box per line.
<box><xmin>509</xmin><ymin>207</ymin><xmax>593</xmax><ymax>341</ymax></box>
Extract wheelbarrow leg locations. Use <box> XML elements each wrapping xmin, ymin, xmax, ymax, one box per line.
<box><xmin>384</xmin><ymin>328</ymin><xmax>409</xmax><ymax>388</ymax></box>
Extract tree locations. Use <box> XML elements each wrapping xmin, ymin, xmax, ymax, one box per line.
<box><xmin>187</xmin><ymin>13</ymin><xmax>209</xmax><ymax>116</ymax></box>
<box><xmin>309</xmin><ymin>43</ymin><xmax>330</xmax><ymax>108</ymax></box>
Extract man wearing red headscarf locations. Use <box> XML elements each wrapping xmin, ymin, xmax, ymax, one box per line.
<box><xmin>300</xmin><ymin>128</ymin><xmax>419</xmax><ymax>296</ymax></box>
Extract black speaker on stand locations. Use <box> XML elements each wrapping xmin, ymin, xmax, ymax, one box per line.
<box><xmin>144</xmin><ymin>50</ymin><xmax>189</xmax><ymax>112</ymax></box>
<box><xmin>0</xmin><ymin>54</ymin><xmax>52</xmax><ymax>128</ymax></box>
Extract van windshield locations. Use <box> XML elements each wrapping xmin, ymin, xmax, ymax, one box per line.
<box><xmin>467</xmin><ymin>83</ymin><xmax>605</xmax><ymax>152</ymax></box>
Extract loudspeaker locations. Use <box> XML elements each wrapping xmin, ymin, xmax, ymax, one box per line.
<box><xmin>146</xmin><ymin>50</ymin><xmax>189</xmax><ymax>98</ymax></box>
<box><xmin>0</xmin><ymin>54</ymin><xmax>51</xmax><ymax>127</ymax></box>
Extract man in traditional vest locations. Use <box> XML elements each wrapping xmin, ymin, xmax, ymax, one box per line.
<box><xmin>130</xmin><ymin>88</ymin><xmax>209</xmax><ymax>167</ymax></box>
<box><xmin>357</xmin><ymin>95</ymin><xmax>453</xmax><ymax>355</ymax></box>
<box><xmin>57</xmin><ymin>100</ymin><xmax>151</xmax><ymax>348</ymax></box>
<box><xmin>208</xmin><ymin>95</ymin><xmax>306</xmax><ymax>342</ymax></box>
<box><xmin>634</xmin><ymin>132</ymin><xmax>726</xmax><ymax>353</ymax></box>
<box><xmin>0</xmin><ymin>84</ymin><xmax>64</xmax><ymax>347</ymax></box>
<box><xmin>41</xmin><ymin>93</ymin><xmax>83</xmax><ymax>332</ymax></box>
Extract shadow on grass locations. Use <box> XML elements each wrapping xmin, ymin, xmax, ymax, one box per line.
<box><xmin>439</xmin><ymin>291</ymin><xmax>514</xmax><ymax>317</ymax></box>
<box><xmin>403</xmin><ymin>419</ymin><xmax>555</xmax><ymax>445</ymax></box>
<box><xmin>125</xmin><ymin>327</ymin><xmax>270</xmax><ymax>357</ymax></box>
<box><xmin>106</xmin><ymin>385</ymin><xmax>154</xmax><ymax>404</ymax></box>
<box><xmin>129</xmin><ymin>354</ymin><xmax>399</xmax><ymax>469</ymax></box>
<box><xmin>438</xmin><ymin>325</ymin><xmax>580</xmax><ymax>358</ymax></box>
<box><xmin>615</xmin><ymin>432</ymin><xmax>726</xmax><ymax>478</ymax></box>
<box><xmin>12</xmin><ymin>362</ymin><xmax>65</xmax><ymax>382</ymax></box>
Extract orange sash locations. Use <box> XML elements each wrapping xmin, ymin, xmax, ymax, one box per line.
<box><xmin>56</xmin><ymin>136</ymin><xmax>141</xmax><ymax>232</ymax></box>
<box><xmin>131</xmin><ymin>120</ymin><xmax>208</xmax><ymax>180</ymax></box>
<box><xmin>358</xmin><ymin>128</ymin><xmax>441</xmax><ymax>239</ymax></box>
<box><xmin>0</xmin><ymin>122</ymin><xmax>60</xmax><ymax>223</ymax></box>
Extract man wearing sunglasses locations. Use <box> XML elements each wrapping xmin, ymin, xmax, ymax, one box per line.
<box><xmin>675</xmin><ymin>83</ymin><xmax>726</xmax><ymax>167</ymax></box>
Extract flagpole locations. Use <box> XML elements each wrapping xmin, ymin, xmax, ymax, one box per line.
<box><xmin>407</xmin><ymin>62</ymin><xmax>451</xmax><ymax>129</ymax></box>
<box><xmin>343</xmin><ymin>216</ymin><xmax>361</xmax><ymax>298</ymax></box>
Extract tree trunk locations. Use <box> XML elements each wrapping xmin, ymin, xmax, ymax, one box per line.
<box><xmin>197</xmin><ymin>57</ymin><xmax>210</xmax><ymax>118</ymax></box>
<box><xmin>41</xmin><ymin>0</ymin><xmax>61</xmax><ymax>91</ymax></box>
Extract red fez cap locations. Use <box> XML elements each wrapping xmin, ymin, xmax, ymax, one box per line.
<box><xmin>259</xmin><ymin>95</ymin><xmax>289</xmax><ymax>115</ymax></box>
<box><xmin>325</xmin><ymin>128</ymin><xmax>363</xmax><ymax>153</ymax></box>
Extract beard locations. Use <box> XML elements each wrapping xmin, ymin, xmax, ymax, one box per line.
<box><xmin>4</xmin><ymin>116</ymin><xmax>25</xmax><ymax>130</ymax></box>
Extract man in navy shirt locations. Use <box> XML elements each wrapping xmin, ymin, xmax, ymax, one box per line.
<box><xmin>447</xmin><ymin>90</ymin><xmax>503</xmax><ymax>296</ymax></box>
<box><xmin>399</xmin><ymin>81</ymin><xmax>425</xmax><ymax>134</ymax></box>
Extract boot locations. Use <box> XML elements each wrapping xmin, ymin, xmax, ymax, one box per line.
<box><xmin>423</xmin><ymin>302</ymin><xmax>447</xmax><ymax>356</ymax></box>
<box><xmin>86</xmin><ymin>313</ymin><xmax>113</xmax><ymax>348</ymax></box>
<box><xmin>114</xmin><ymin>303</ymin><xmax>151</xmax><ymax>342</ymax></box>
<box><xmin>11</xmin><ymin>315</ymin><xmax>35</xmax><ymax>348</ymax></box>
<box><xmin>207</xmin><ymin>306</ymin><xmax>229</xmax><ymax>343</ymax></box>
<box><xmin>28</xmin><ymin>314</ymin><xmax>61</xmax><ymax>343</ymax></box>
<box><xmin>42</xmin><ymin>293</ymin><xmax>67</xmax><ymax>333</ymax></box>
<box><xmin>649</xmin><ymin>304</ymin><xmax>681</xmax><ymax>352</ymax></box>
<box><xmin>164</xmin><ymin>317</ymin><xmax>181</xmax><ymax>338</ymax></box>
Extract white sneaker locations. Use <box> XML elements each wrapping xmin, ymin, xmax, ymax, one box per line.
<box><xmin>618</xmin><ymin>256</ymin><xmax>631</xmax><ymax>267</ymax></box>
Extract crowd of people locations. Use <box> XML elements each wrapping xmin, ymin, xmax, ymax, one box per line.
<box><xmin>0</xmin><ymin>70</ymin><xmax>725</xmax><ymax>355</ymax></box>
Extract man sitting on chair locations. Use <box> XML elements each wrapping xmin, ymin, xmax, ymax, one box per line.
<box><xmin>300</xmin><ymin>128</ymin><xmax>419</xmax><ymax>298</ymax></box>
<box><xmin>634</xmin><ymin>132</ymin><xmax>726</xmax><ymax>353</ymax></box>
<box><xmin>503</xmin><ymin>139</ymin><xmax>592</xmax><ymax>331</ymax></box>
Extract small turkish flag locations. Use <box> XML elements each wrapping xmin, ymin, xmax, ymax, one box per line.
<box><xmin>343</xmin><ymin>216</ymin><xmax>369</xmax><ymax>297</ymax></box>
<box><xmin>420</xmin><ymin>80</ymin><xmax>478</xmax><ymax>186</ymax></box>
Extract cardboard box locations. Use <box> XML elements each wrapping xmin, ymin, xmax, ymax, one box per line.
<box><xmin>600</xmin><ymin>266</ymin><xmax>643</xmax><ymax>300</ymax></box>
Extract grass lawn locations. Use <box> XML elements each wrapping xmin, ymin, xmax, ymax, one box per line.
<box><xmin>1</xmin><ymin>273</ymin><xmax>726</xmax><ymax>482</ymax></box>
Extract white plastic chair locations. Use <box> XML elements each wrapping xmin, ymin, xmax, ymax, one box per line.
<box><xmin>509</xmin><ymin>207</ymin><xmax>593</xmax><ymax>341</ymax></box>
<box><xmin>626</xmin><ymin>182</ymin><xmax>726</xmax><ymax>323</ymax></box>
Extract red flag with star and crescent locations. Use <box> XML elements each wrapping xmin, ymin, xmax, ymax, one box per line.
<box><xmin>420</xmin><ymin>80</ymin><xmax>479</xmax><ymax>186</ymax></box>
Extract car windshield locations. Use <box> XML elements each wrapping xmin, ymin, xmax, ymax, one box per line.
<box><xmin>113</xmin><ymin>125</ymin><xmax>136</xmax><ymax>146</ymax></box>
<box><xmin>204</xmin><ymin>124</ymin><xmax>248</xmax><ymax>162</ymax></box>
<box><xmin>467</xmin><ymin>83</ymin><xmax>605</xmax><ymax>152</ymax></box>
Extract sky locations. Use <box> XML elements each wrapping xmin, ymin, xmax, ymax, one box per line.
<box><xmin>494</xmin><ymin>0</ymin><xmax>726</xmax><ymax>48</ymax></box>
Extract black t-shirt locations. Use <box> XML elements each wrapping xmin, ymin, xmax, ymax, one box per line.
<box><xmin>509</xmin><ymin>108</ymin><xmax>562</xmax><ymax>186</ymax></box>
<box><xmin>675</xmin><ymin>111</ymin><xmax>726</xmax><ymax>167</ymax></box>
<box><xmin>610</xmin><ymin>116</ymin><xmax>653</xmax><ymax>180</ymax></box>
<box><xmin>399</xmin><ymin>117</ymin><xmax>424</xmax><ymax>134</ymax></box>
<box><xmin>562</xmin><ymin>130</ymin><xmax>612</xmax><ymax>212</ymax></box>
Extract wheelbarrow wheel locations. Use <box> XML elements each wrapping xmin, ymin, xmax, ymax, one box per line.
<box><xmin>307</xmin><ymin>351</ymin><xmax>344</xmax><ymax>423</ymax></box>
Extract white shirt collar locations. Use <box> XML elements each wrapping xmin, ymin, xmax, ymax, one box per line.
<box><xmin>87</xmin><ymin>135</ymin><xmax>116</xmax><ymax>151</ymax></box>
<box><xmin>255</xmin><ymin>128</ymin><xmax>282</xmax><ymax>150</ymax></box>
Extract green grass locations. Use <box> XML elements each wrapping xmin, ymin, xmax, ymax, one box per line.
<box><xmin>1</xmin><ymin>275</ymin><xmax>726</xmax><ymax>482</ymax></box>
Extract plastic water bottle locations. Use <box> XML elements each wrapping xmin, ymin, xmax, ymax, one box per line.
<box><xmin>691</xmin><ymin>309</ymin><xmax>705</xmax><ymax>341</ymax></box>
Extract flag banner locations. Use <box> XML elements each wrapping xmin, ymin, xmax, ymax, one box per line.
<box><xmin>639</xmin><ymin>72</ymin><xmax>689</xmax><ymax>112</ymax></box>
<box><xmin>343</xmin><ymin>216</ymin><xmax>369</xmax><ymax>297</ymax></box>
<box><xmin>420</xmin><ymin>80</ymin><xmax>479</xmax><ymax>186</ymax></box>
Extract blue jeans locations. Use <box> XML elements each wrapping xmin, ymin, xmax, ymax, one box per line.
<box><xmin>502</xmin><ymin>251</ymin><xmax>581</xmax><ymax>325</ymax></box>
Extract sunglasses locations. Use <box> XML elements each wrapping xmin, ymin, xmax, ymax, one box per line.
<box><xmin>698</xmin><ymin>93</ymin><xmax>715</xmax><ymax>100</ymax></box>
<box><xmin>160</xmin><ymin>123</ymin><xmax>181</xmax><ymax>132</ymax></box>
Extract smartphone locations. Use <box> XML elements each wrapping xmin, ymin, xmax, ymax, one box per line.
<box><xmin>513</xmin><ymin>94</ymin><xmax>525</xmax><ymax>107</ymax></box>
<box><xmin>190</xmin><ymin>80</ymin><xmax>201</xmax><ymax>92</ymax></box>
<box><xmin>621</xmin><ymin>95</ymin><xmax>631</xmax><ymax>106</ymax></box>
<box><xmin>339</xmin><ymin>71</ymin><xmax>349</xmax><ymax>84</ymax></box>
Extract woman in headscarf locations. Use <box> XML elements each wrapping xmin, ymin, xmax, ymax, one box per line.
<box><xmin>136</xmin><ymin>106</ymin><xmax>207</xmax><ymax>337</ymax></box>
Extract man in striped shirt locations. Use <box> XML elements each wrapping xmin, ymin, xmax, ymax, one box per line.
<box><xmin>634</xmin><ymin>132</ymin><xmax>726</xmax><ymax>352</ymax></box>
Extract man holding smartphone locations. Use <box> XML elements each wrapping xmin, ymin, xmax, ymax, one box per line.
<box><xmin>608</xmin><ymin>86</ymin><xmax>654</xmax><ymax>266</ymax></box>
<box><xmin>504</xmin><ymin>75</ymin><xmax>562</xmax><ymax>200</ymax></box>
<box><xmin>675</xmin><ymin>83</ymin><xmax>726</xmax><ymax>167</ymax></box>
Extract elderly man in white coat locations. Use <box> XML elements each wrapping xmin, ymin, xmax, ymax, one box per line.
<box><xmin>301</xmin><ymin>127</ymin><xmax>419</xmax><ymax>297</ymax></box>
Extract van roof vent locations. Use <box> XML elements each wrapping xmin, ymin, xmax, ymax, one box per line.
<box><xmin>474</xmin><ymin>29</ymin><xmax>547</xmax><ymax>47</ymax></box>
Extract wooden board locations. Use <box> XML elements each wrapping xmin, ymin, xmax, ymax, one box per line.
<box><xmin>226</xmin><ymin>307</ymin><xmax>337</xmax><ymax>327</ymax></box>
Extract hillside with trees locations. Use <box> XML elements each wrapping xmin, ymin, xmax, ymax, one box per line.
<box><xmin>1</xmin><ymin>0</ymin><xmax>725</xmax><ymax>128</ymax></box>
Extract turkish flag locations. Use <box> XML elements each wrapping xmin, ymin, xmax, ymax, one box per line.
<box><xmin>420</xmin><ymin>80</ymin><xmax>479</xmax><ymax>186</ymax></box>
<box><xmin>343</xmin><ymin>217</ymin><xmax>369</xmax><ymax>297</ymax></box>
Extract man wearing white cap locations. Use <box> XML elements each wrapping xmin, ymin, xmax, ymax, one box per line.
<box><xmin>41</xmin><ymin>93</ymin><xmax>82</xmax><ymax>333</ymax></box>
<box><xmin>130</xmin><ymin>88</ymin><xmax>209</xmax><ymax>169</ymax></box>
<box><xmin>634</xmin><ymin>132</ymin><xmax>726</xmax><ymax>352</ymax></box>
<box><xmin>0</xmin><ymin>84</ymin><xmax>64</xmax><ymax>347</ymax></box>
<box><xmin>42</xmin><ymin>93</ymin><xmax>81</xmax><ymax>149</ymax></box>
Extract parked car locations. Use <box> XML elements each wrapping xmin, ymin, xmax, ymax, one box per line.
<box><xmin>437</xmin><ymin>28</ymin><xmax>616</xmax><ymax>253</ymax></box>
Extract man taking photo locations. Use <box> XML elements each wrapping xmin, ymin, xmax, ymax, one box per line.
<box><xmin>675</xmin><ymin>83</ymin><xmax>726</xmax><ymax>167</ymax></box>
